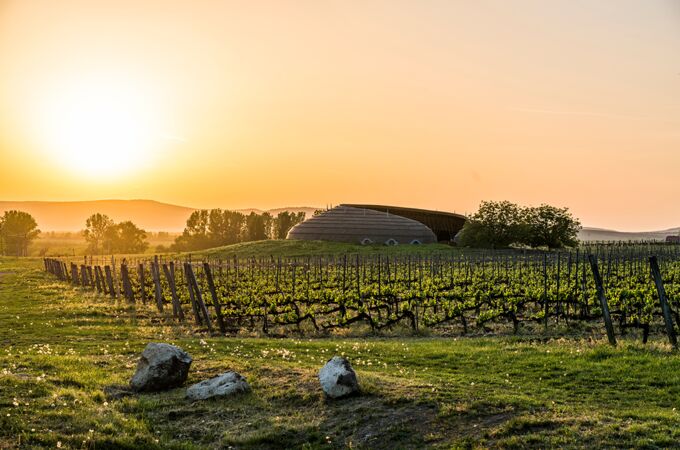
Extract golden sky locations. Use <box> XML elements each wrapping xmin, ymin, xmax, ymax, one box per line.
<box><xmin>1</xmin><ymin>0</ymin><xmax>679</xmax><ymax>231</ymax></box>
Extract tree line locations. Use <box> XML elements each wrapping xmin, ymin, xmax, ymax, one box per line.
<box><xmin>0</xmin><ymin>208</ymin><xmax>307</xmax><ymax>256</ymax></box>
<box><xmin>0</xmin><ymin>202</ymin><xmax>579</xmax><ymax>256</ymax></box>
<box><xmin>169</xmin><ymin>210</ymin><xmax>306</xmax><ymax>252</ymax></box>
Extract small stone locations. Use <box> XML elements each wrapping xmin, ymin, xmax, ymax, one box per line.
<box><xmin>186</xmin><ymin>372</ymin><xmax>250</xmax><ymax>400</ymax></box>
<box><xmin>130</xmin><ymin>343</ymin><xmax>192</xmax><ymax>392</ymax></box>
<box><xmin>319</xmin><ymin>356</ymin><xmax>359</xmax><ymax>399</ymax></box>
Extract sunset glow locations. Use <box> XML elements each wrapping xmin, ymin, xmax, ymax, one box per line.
<box><xmin>38</xmin><ymin>77</ymin><xmax>157</xmax><ymax>178</ymax></box>
<box><xmin>1</xmin><ymin>1</ymin><xmax>680</xmax><ymax>230</ymax></box>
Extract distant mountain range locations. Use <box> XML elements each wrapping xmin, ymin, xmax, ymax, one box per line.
<box><xmin>0</xmin><ymin>200</ymin><xmax>676</xmax><ymax>241</ymax></box>
<box><xmin>0</xmin><ymin>200</ymin><xmax>318</xmax><ymax>232</ymax></box>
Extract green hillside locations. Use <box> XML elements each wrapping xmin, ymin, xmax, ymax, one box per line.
<box><xmin>194</xmin><ymin>239</ymin><xmax>460</xmax><ymax>258</ymax></box>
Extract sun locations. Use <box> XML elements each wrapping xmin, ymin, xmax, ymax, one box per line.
<box><xmin>39</xmin><ymin>78</ymin><xmax>157</xmax><ymax>178</ymax></box>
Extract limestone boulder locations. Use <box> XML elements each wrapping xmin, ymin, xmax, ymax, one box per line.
<box><xmin>319</xmin><ymin>356</ymin><xmax>359</xmax><ymax>399</ymax></box>
<box><xmin>130</xmin><ymin>343</ymin><xmax>192</xmax><ymax>392</ymax></box>
<box><xmin>186</xmin><ymin>371</ymin><xmax>250</xmax><ymax>401</ymax></box>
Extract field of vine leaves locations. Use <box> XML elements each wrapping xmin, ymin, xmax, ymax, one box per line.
<box><xmin>45</xmin><ymin>242</ymin><xmax>680</xmax><ymax>341</ymax></box>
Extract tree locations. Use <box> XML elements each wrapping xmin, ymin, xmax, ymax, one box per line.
<box><xmin>83</xmin><ymin>213</ymin><xmax>115</xmax><ymax>254</ymax></box>
<box><xmin>0</xmin><ymin>210</ymin><xmax>40</xmax><ymax>256</ymax></box>
<box><xmin>524</xmin><ymin>205</ymin><xmax>581</xmax><ymax>248</ymax></box>
<box><xmin>172</xmin><ymin>209</ymin><xmax>248</xmax><ymax>252</ymax></box>
<box><xmin>457</xmin><ymin>201</ymin><xmax>580</xmax><ymax>249</ymax></box>
<box><xmin>457</xmin><ymin>201</ymin><xmax>527</xmax><ymax>248</ymax></box>
<box><xmin>173</xmin><ymin>210</ymin><xmax>211</xmax><ymax>251</ymax></box>
<box><xmin>208</xmin><ymin>209</ymin><xmax>245</xmax><ymax>246</ymax></box>
<box><xmin>114</xmin><ymin>221</ymin><xmax>149</xmax><ymax>253</ymax></box>
<box><xmin>223</xmin><ymin>210</ymin><xmax>246</xmax><ymax>244</ymax></box>
<box><xmin>82</xmin><ymin>214</ymin><xmax>149</xmax><ymax>254</ymax></box>
<box><xmin>273</xmin><ymin>211</ymin><xmax>306</xmax><ymax>239</ymax></box>
<box><xmin>244</xmin><ymin>212</ymin><xmax>272</xmax><ymax>241</ymax></box>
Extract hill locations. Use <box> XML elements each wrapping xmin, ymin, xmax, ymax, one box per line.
<box><xmin>578</xmin><ymin>227</ymin><xmax>676</xmax><ymax>242</ymax></box>
<box><xmin>0</xmin><ymin>200</ymin><xmax>318</xmax><ymax>232</ymax></box>
<box><xmin>195</xmin><ymin>239</ymin><xmax>459</xmax><ymax>258</ymax></box>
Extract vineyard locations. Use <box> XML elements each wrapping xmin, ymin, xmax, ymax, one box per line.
<box><xmin>43</xmin><ymin>243</ymin><xmax>680</xmax><ymax>343</ymax></box>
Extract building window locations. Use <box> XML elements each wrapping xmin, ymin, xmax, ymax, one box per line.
<box><xmin>385</xmin><ymin>238</ymin><xmax>399</xmax><ymax>246</ymax></box>
<box><xmin>361</xmin><ymin>238</ymin><xmax>374</xmax><ymax>245</ymax></box>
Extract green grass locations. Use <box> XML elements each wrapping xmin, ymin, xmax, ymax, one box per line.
<box><xmin>2</xmin><ymin>257</ymin><xmax>680</xmax><ymax>448</ymax></box>
<box><xmin>27</xmin><ymin>232</ymin><xmax>179</xmax><ymax>257</ymax></box>
<box><xmin>196</xmin><ymin>240</ymin><xmax>462</xmax><ymax>258</ymax></box>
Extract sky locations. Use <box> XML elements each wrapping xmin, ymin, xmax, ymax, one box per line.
<box><xmin>1</xmin><ymin>0</ymin><xmax>679</xmax><ymax>231</ymax></box>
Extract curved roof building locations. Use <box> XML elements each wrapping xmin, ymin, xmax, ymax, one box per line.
<box><xmin>287</xmin><ymin>205</ymin><xmax>437</xmax><ymax>245</ymax></box>
<box><xmin>343</xmin><ymin>204</ymin><xmax>466</xmax><ymax>241</ymax></box>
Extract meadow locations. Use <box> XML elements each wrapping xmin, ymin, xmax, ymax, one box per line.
<box><xmin>3</xmin><ymin>249</ymin><xmax>680</xmax><ymax>448</ymax></box>
<box><xmin>27</xmin><ymin>232</ymin><xmax>179</xmax><ymax>257</ymax></box>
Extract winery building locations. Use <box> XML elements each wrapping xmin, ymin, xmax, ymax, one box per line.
<box><xmin>286</xmin><ymin>204</ymin><xmax>466</xmax><ymax>245</ymax></box>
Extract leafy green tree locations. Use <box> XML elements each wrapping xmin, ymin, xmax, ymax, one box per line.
<box><xmin>524</xmin><ymin>204</ymin><xmax>581</xmax><ymax>248</ymax></box>
<box><xmin>458</xmin><ymin>201</ymin><xmax>580</xmax><ymax>249</ymax></box>
<box><xmin>83</xmin><ymin>214</ymin><xmax>149</xmax><ymax>254</ymax></box>
<box><xmin>173</xmin><ymin>209</ymin><xmax>249</xmax><ymax>251</ymax></box>
<box><xmin>102</xmin><ymin>224</ymin><xmax>120</xmax><ymax>254</ymax></box>
<box><xmin>173</xmin><ymin>210</ymin><xmax>211</xmax><ymax>251</ymax></box>
<box><xmin>114</xmin><ymin>221</ymin><xmax>149</xmax><ymax>253</ymax></box>
<box><xmin>244</xmin><ymin>212</ymin><xmax>273</xmax><ymax>241</ymax></box>
<box><xmin>223</xmin><ymin>210</ymin><xmax>246</xmax><ymax>244</ymax></box>
<box><xmin>208</xmin><ymin>209</ymin><xmax>245</xmax><ymax>246</ymax></box>
<box><xmin>83</xmin><ymin>213</ymin><xmax>115</xmax><ymax>254</ymax></box>
<box><xmin>0</xmin><ymin>210</ymin><xmax>40</xmax><ymax>256</ymax></box>
<box><xmin>458</xmin><ymin>201</ymin><xmax>527</xmax><ymax>248</ymax></box>
<box><xmin>273</xmin><ymin>211</ymin><xmax>306</xmax><ymax>239</ymax></box>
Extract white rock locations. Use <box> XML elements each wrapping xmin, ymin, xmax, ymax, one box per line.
<box><xmin>130</xmin><ymin>343</ymin><xmax>192</xmax><ymax>392</ymax></box>
<box><xmin>186</xmin><ymin>372</ymin><xmax>250</xmax><ymax>401</ymax></box>
<box><xmin>319</xmin><ymin>356</ymin><xmax>359</xmax><ymax>399</ymax></box>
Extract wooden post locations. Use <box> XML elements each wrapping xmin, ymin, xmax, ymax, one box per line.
<box><xmin>162</xmin><ymin>263</ymin><xmax>184</xmax><ymax>321</ymax></box>
<box><xmin>556</xmin><ymin>253</ymin><xmax>561</xmax><ymax>324</ymax></box>
<box><xmin>71</xmin><ymin>263</ymin><xmax>79</xmax><ymax>285</ymax></box>
<box><xmin>543</xmin><ymin>253</ymin><xmax>548</xmax><ymax>329</ymax></box>
<box><xmin>87</xmin><ymin>266</ymin><xmax>95</xmax><ymax>290</ymax></box>
<box><xmin>137</xmin><ymin>263</ymin><xmax>146</xmax><ymax>305</ymax></box>
<box><xmin>184</xmin><ymin>262</ymin><xmax>202</xmax><ymax>326</ymax></box>
<box><xmin>111</xmin><ymin>257</ymin><xmax>120</xmax><ymax>298</ymax></box>
<box><xmin>185</xmin><ymin>263</ymin><xmax>212</xmax><ymax>331</ymax></box>
<box><xmin>203</xmin><ymin>262</ymin><xmax>226</xmax><ymax>334</ymax></box>
<box><xmin>80</xmin><ymin>265</ymin><xmax>89</xmax><ymax>287</ymax></box>
<box><xmin>104</xmin><ymin>265</ymin><xmax>116</xmax><ymax>298</ymax></box>
<box><xmin>93</xmin><ymin>266</ymin><xmax>103</xmax><ymax>293</ymax></box>
<box><xmin>588</xmin><ymin>254</ymin><xmax>617</xmax><ymax>346</ymax></box>
<box><xmin>649</xmin><ymin>256</ymin><xmax>678</xmax><ymax>348</ymax></box>
<box><xmin>121</xmin><ymin>264</ymin><xmax>135</xmax><ymax>303</ymax></box>
<box><xmin>150</xmin><ymin>262</ymin><xmax>164</xmax><ymax>313</ymax></box>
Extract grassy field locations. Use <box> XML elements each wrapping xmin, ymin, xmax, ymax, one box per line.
<box><xmin>2</xmin><ymin>257</ymin><xmax>680</xmax><ymax>449</ymax></box>
<box><xmin>196</xmin><ymin>240</ymin><xmax>462</xmax><ymax>258</ymax></box>
<box><xmin>27</xmin><ymin>236</ymin><xmax>461</xmax><ymax>260</ymax></box>
<box><xmin>26</xmin><ymin>232</ymin><xmax>179</xmax><ymax>257</ymax></box>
